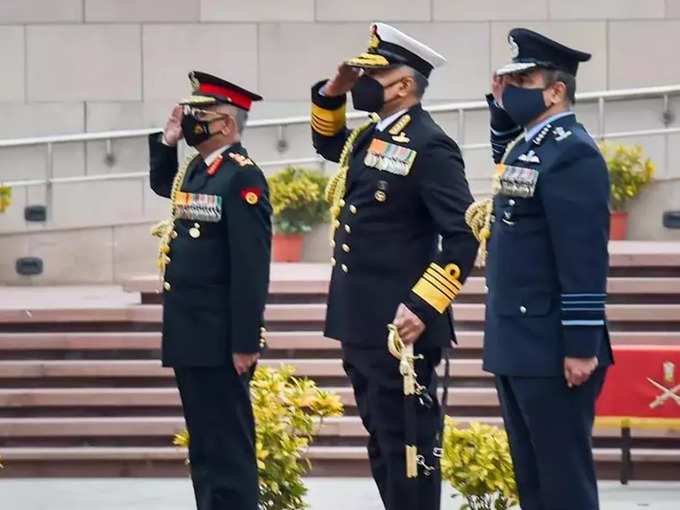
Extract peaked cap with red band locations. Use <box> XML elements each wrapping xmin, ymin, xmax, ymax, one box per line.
<box><xmin>179</xmin><ymin>71</ymin><xmax>263</xmax><ymax>111</ymax></box>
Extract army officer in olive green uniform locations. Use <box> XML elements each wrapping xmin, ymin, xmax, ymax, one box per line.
<box><xmin>149</xmin><ymin>71</ymin><xmax>271</xmax><ymax>510</ymax></box>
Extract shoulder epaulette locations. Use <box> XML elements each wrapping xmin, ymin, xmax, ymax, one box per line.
<box><xmin>229</xmin><ymin>152</ymin><xmax>255</xmax><ymax>167</ymax></box>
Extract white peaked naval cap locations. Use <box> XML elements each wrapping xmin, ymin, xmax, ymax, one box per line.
<box><xmin>346</xmin><ymin>22</ymin><xmax>446</xmax><ymax>78</ymax></box>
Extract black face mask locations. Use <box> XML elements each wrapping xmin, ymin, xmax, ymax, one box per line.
<box><xmin>502</xmin><ymin>85</ymin><xmax>550</xmax><ymax>127</ymax></box>
<box><xmin>181</xmin><ymin>115</ymin><xmax>215</xmax><ymax>147</ymax></box>
<box><xmin>351</xmin><ymin>75</ymin><xmax>402</xmax><ymax>113</ymax></box>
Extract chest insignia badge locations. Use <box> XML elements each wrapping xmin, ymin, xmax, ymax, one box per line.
<box><xmin>392</xmin><ymin>132</ymin><xmax>410</xmax><ymax>143</ymax></box>
<box><xmin>553</xmin><ymin>126</ymin><xmax>572</xmax><ymax>142</ymax></box>
<box><xmin>518</xmin><ymin>150</ymin><xmax>540</xmax><ymax>164</ymax></box>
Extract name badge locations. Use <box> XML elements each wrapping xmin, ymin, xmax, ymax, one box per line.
<box><xmin>174</xmin><ymin>192</ymin><xmax>223</xmax><ymax>222</ymax></box>
<box><xmin>497</xmin><ymin>164</ymin><xmax>539</xmax><ymax>198</ymax></box>
<box><xmin>364</xmin><ymin>138</ymin><xmax>417</xmax><ymax>176</ymax></box>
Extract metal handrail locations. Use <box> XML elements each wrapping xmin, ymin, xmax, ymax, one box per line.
<box><xmin>1</xmin><ymin>84</ymin><xmax>679</xmax><ymax>149</ymax></box>
<box><xmin>1</xmin><ymin>83</ymin><xmax>679</xmax><ymax>229</ymax></box>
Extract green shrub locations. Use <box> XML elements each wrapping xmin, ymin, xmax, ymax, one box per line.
<box><xmin>598</xmin><ymin>142</ymin><xmax>655</xmax><ymax>212</ymax></box>
<box><xmin>266</xmin><ymin>167</ymin><xmax>329</xmax><ymax>234</ymax></box>
<box><xmin>441</xmin><ymin>417</ymin><xmax>518</xmax><ymax>510</ymax></box>
<box><xmin>0</xmin><ymin>185</ymin><xmax>11</xmax><ymax>213</ymax></box>
<box><xmin>174</xmin><ymin>365</ymin><xmax>343</xmax><ymax>510</ymax></box>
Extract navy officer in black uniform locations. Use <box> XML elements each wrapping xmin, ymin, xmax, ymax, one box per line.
<box><xmin>311</xmin><ymin>23</ymin><xmax>478</xmax><ymax>510</ymax></box>
<box><xmin>149</xmin><ymin>71</ymin><xmax>271</xmax><ymax>510</ymax></box>
<box><xmin>466</xmin><ymin>29</ymin><xmax>613</xmax><ymax>510</ymax></box>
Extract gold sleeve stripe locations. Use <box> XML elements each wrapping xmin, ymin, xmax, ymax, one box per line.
<box><xmin>428</xmin><ymin>263</ymin><xmax>463</xmax><ymax>289</ymax></box>
<box><xmin>424</xmin><ymin>268</ymin><xmax>460</xmax><ymax>295</ymax></box>
<box><xmin>412</xmin><ymin>278</ymin><xmax>454</xmax><ymax>314</ymax></box>
<box><xmin>311</xmin><ymin>103</ymin><xmax>346</xmax><ymax>137</ymax></box>
<box><xmin>312</xmin><ymin>118</ymin><xmax>342</xmax><ymax>137</ymax></box>
<box><xmin>311</xmin><ymin>120</ymin><xmax>340</xmax><ymax>137</ymax></box>
<box><xmin>411</xmin><ymin>262</ymin><xmax>464</xmax><ymax>314</ymax></box>
<box><xmin>422</xmin><ymin>274</ymin><xmax>456</xmax><ymax>300</ymax></box>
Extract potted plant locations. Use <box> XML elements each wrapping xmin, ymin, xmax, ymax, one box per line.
<box><xmin>0</xmin><ymin>185</ymin><xmax>11</xmax><ymax>213</ymax></box>
<box><xmin>598</xmin><ymin>142</ymin><xmax>655</xmax><ymax>240</ymax></box>
<box><xmin>267</xmin><ymin>166</ymin><xmax>329</xmax><ymax>262</ymax></box>
<box><xmin>441</xmin><ymin>417</ymin><xmax>518</xmax><ymax>510</ymax></box>
<box><xmin>174</xmin><ymin>365</ymin><xmax>343</xmax><ymax>510</ymax></box>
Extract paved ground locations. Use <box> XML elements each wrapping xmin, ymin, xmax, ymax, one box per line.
<box><xmin>0</xmin><ymin>478</ymin><xmax>678</xmax><ymax>509</ymax></box>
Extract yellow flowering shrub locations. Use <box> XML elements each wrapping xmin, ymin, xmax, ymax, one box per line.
<box><xmin>598</xmin><ymin>142</ymin><xmax>655</xmax><ymax>212</ymax></box>
<box><xmin>0</xmin><ymin>185</ymin><xmax>11</xmax><ymax>213</ymax></box>
<box><xmin>174</xmin><ymin>365</ymin><xmax>343</xmax><ymax>510</ymax></box>
<box><xmin>267</xmin><ymin>167</ymin><xmax>329</xmax><ymax>234</ymax></box>
<box><xmin>441</xmin><ymin>417</ymin><xmax>518</xmax><ymax>510</ymax></box>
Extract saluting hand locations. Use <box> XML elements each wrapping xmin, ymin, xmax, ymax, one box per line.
<box><xmin>163</xmin><ymin>104</ymin><xmax>184</xmax><ymax>146</ymax></box>
<box><xmin>491</xmin><ymin>73</ymin><xmax>506</xmax><ymax>109</ymax></box>
<box><xmin>233</xmin><ymin>352</ymin><xmax>260</xmax><ymax>376</ymax></box>
<box><xmin>564</xmin><ymin>356</ymin><xmax>598</xmax><ymax>388</ymax></box>
<box><xmin>393</xmin><ymin>303</ymin><xmax>426</xmax><ymax>345</ymax></box>
<box><xmin>324</xmin><ymin>62</ymin><xmax>362</xmax><ymax>97</ymax></box>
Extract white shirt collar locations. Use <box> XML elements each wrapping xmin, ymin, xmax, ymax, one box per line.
<box><xmin>525</xmin><ymin>111</ymin><xmax>574</xmax><ymax>141</ymax></box>
<box><xmin>203</xmin><ymin>145</ymin><xmax>231</xmax><ymax>166</ymax></box>
<box><xmin>376</xmin><ymin>109</ymin><xmax>408</xmax><ymax>132</ymax></box>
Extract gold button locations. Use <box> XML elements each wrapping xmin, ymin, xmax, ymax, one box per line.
<box><xmin>163</xmin><ymin>281</ymin><xmax>171</xmax><ymax>291</ymax></box>
<box><xmin>344</xmin><ymin>224</ymin><xmax>351</xmax><ymax>234</ymax></box>
<box><xmin>349</xmin><ymin>205</ymin><xmax>357</xmax><ymax>214</ymax></box>
<box><xmin>194</xmin><ymin>223</ymin><xmax>200</xmax><ymax>228</ymax></box>
<box><xmin>341</xmin><ymin>264</ymin><xmax>349</xmax><ymax>273</ymax></box>
<box><xmin>342</xmin><ymin>244</ymin><xmax>350</xmax><ymax>253</ymax></box>
<box><xmin>339</xmin><ymin>199</ymin><xmax>346</xmax><ymax>207</ymax></box>
<box><xmin>170</xmin><ymin>231</ymin><xmax>178</xmax><ymax>239</ymax></box>
<box><xmin>330</xmin><ymin>240</ymin><xmax>336</xmax><ymax>248</ymax></box>
<box><xmin>330</xmin><ymin>257</ymin><xmax>336</xmax><ymax>266</ymax></box>
<box><xmin>374</xmin><ymin>191</ymin><xmax>386</xmax><ymax>202</ymax></box>
<box><xmin>189</xmin><ymin>227</ymin><xmax>200</xmax><ymax>239</ymax></box>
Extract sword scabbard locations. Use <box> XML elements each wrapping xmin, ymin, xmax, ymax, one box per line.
<box><xmin>406</xmin><ymin>444</ymin><xmax>418</xmax><ymax>478</ymax></box>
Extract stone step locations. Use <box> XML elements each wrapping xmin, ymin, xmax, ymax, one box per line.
<box><xmin>125</xmin><ymin>275</ymin><xmax>680</xmax><ymax>297</ymax></box>
<box><xmin>0</xmin><ymin>359</ymin><xmax>489</xmax><ymax>380</ymax></box>
<box><xmin>1</xmin><ymin>331</ymin><xmax>679</xmax><ymax>352</ymax></box>
<box><xmin>0</xmin><ymin>445</ymin><xmax>677</xmax><ymax>479</ymax></box>
<box><xmin>1</xmin><ymin>303</ymin><xmax>679</xmax><ymax>325</ymax></box>
<box><xmin>1</xmin><ymin>416</ymin><xmax>679</xmax><ymax>440</ymax></box>
<box><xmin>0</xmin><ymin>387</ymin><xmax>497</xmax><ymax>410</ymax></box>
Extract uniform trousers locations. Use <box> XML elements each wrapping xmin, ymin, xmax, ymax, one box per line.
<box><xmin>342</xmin><ymin>343</ymin><xmax>443</xmax><ymax>510</ymax></box>
<box><xmin>495</xmin><ymin>367</ymin><xmax>608</xmax><ymax>510</ymax></box>
<box><xmin>174</xmin><ymin>365</ymin><xmax>258</xmax><ymax>510</ymax></box>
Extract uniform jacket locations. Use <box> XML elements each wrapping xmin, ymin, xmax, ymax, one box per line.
<box><xmin>311</xmin><ymin>81</ymin><xmax>478</xmax><ymax>349</ymax></box>
<box><xmin>483</xmin><ymin>100</ymin><xmax>613</xmax><ymax>376</ymax></box>
<box><xmin>149</xmin><ymin>134</ymin><xmax>272</xmax><ymax>367</ymax></box>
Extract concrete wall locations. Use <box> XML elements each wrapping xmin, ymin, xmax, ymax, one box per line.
<box><xmin>1</xmin><ymin>1</ymin><xmax>680</xmax><ymax>283</ymax></box>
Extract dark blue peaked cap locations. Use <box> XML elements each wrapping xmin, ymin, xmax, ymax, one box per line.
<box><xmin>496</xmin><ymin>28</ymin><xmax>591</xmax><ymax>77</ymax></box>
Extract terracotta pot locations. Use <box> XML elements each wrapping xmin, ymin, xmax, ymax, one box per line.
<box><xmin>272</xmin><ymin>233</ymin><xmax>304</xmax><ymax>262</ymax></box>
<box><xmin>610</xmin><ymin>211</ymin><xmax>628</xmax><ymax>240</ymax></box>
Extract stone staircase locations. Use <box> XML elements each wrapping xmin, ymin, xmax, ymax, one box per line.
<box><xmin>0</xmin><ymin>245</ymin><xmax>679</xmax><ymax>479</ymax></box>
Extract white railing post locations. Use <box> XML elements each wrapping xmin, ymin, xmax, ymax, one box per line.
<box><xmin>597</xmin><ymin>96</ymin><xmax>606</xmax><ymax>142</ymax></box>
<box><xmin>45</xmin><ymin>142</ymin><xmax>53</xmax><ymax>224</ymax></box>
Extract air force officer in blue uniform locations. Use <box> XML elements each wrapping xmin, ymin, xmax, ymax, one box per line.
<box><xmin>470</xmin><ymin>29</ymin><xmax>613</xmax><ymax>510</ymax></box>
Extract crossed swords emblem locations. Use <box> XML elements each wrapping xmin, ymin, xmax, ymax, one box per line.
<box><xmin>648</xmin><ymin>361</ymin><xmax>680</xmax><ymax>409</ymax></box>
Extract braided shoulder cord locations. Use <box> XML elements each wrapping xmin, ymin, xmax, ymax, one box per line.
<box><xmin>465</xmin><ymin>132</ymin><xmax>525</xmax><ymax>266</ymax></box>
<box><xmin>151</xmin><ymin>152</ymin><xmax>200</xmax><ymax>278</ymax></box>
<box><xmin>324</xmin><ymin>113</ymin><xmax>380</xmax><ymax>240</ymax></box>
